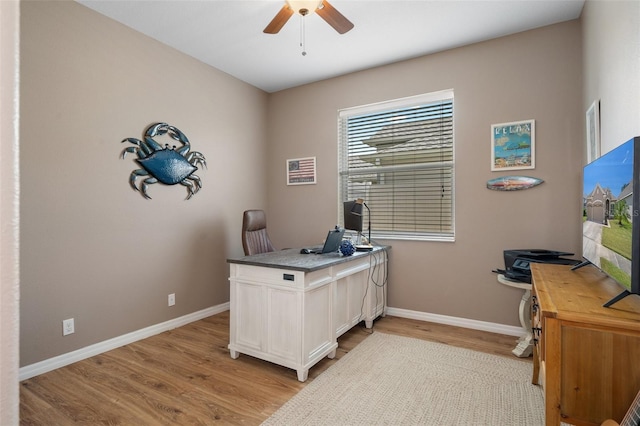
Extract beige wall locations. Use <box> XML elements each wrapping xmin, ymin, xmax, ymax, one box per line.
<box><xmin>266</xmin><ymin>21</ymin><xmax>584</xmax><ymax>326</ymax></box>
<box><xmin>582</xmin><ymin>0</ymin><xmax>640</xmax><ymax>153</ymax></box>
<box><xmin>19</xmin><ymin>1</ymin><xmax>268</xmax><ymax>366</ymax></box>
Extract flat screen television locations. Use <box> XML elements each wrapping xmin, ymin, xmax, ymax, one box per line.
<box><xmin>576</xmin><ymin>136</ymin><xmax>640</xmax><ymax>307</ymax></box>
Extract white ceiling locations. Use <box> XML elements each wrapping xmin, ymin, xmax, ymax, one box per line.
<box><xmin>76</xmin><ymin>0</ymin><xmax>585</xmax><ymax>93</ymax></box>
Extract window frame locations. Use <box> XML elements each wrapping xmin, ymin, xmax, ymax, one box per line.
<box><xmin>338</xmin><ymin>89</ymin><xmax>455</xmax><ymax>242</ymax></box>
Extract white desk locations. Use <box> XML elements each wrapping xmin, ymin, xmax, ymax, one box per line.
<box><xmin>497</xmin><ymin>274</ymin><xmax>533</xmax><ymax>357</ymax></box>
<box><xmin>227</xmin><ymin>247</ymin><xmax>389</xmax><ymax>381</ymax></box>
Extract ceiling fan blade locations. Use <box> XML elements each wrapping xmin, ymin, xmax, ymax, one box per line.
<box><xmin>316</xmin><ymin>0</ymin><xmax>354</xmax><ymax>34</ymax></box>
<box><xmin>263</xmin><ymin>5</ymin><xmax>294</xmax><ymax>34</ymax></box>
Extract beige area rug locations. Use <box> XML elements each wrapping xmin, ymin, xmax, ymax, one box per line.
<box><xmin>262</xmin><ymin>332</ymin><xmax>544</xmax><ymax>425</ymax></box>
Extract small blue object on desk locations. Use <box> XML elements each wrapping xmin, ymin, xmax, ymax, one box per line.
<box><xmin>339</xmin><ymin>240</ymin><xmax>356</xmax><ymax>256</ymax></box>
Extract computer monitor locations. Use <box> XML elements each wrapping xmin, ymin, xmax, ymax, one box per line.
<box><xmin>343</xmin><ymin>200</ymin><xmax>363</xmax><ymax>232</ymax></box>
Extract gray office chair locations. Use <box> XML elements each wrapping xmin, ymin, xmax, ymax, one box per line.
<box><xmin>242</xmin><ymin>210</ymin><xmax>276</xmax><ymax>256</ymax></box>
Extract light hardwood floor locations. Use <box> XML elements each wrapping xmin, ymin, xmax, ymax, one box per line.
<box><xmin>20</xmin><ymin>311</ymin><xmax>530</xmax><ymax>425</ymax></box>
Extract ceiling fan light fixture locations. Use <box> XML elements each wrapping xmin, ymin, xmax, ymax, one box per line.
<box><xmin>264</xmin><ymin>0</ymin><xmax>353</xmax><ymax>36</ymax></box>
<box><xmin>286</xmin><ymin>0</ymin><xmax>323</xmax><ymax>16</ymax></box>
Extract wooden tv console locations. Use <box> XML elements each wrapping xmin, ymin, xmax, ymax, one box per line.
<box><xmin>531</xmin><ymin>263</ymin><xmax>640</xmax><ymax>425</ymax></box>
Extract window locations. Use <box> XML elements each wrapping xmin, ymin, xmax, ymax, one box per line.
<box><xmin>338</xmin><ymin>90</ymin><xmax>454</xmax><ymax>241</ymax></box>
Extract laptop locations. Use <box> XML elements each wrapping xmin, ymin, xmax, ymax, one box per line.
<box><xmin>303</xmin><ymin>227</ymin><xmax>345</xmax><ymax>254</ymax></box>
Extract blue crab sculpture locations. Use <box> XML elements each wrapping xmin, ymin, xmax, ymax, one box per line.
<box><xmin>121</xmin><ymin>123</ymin><xmax>206</xmax><ymax>200</ymax></box>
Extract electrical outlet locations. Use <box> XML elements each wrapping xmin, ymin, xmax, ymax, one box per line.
<box><xmin>62</xmin><ymin>318</ymin><xmax>75</xmax><ymax>336</ymax></box>
<box><xmin>168</xmin><ymin>293</ymin><xmax>175</xmax><ymax>307</ymax></box>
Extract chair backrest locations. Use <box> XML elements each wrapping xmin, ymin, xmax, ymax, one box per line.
<box><xmin>242</xmin><ymin>210</ymin><xmax>276</xmax><ymax>256</ymax></box>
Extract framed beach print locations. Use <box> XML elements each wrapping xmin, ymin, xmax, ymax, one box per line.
<box><xmin>586</xmin><ymin>100</ymin><xmax>600</xmax><ymax>163</ymax></box>
<box><xmin>287</xmin><ymin>157</ymin><xmax>316</xmax><ymax>185</ymax></box>
<box><xmin>491</xmin><ymin>119</ymin><xmax>535</xmax><ymax>171</ymax></box>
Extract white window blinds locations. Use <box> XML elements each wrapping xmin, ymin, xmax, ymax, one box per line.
<box><xmin>338</xmin><ymin>90</ymin><xmax>454</xmax><ymax>241</ymax></box>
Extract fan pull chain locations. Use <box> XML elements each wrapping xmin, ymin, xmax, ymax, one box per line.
<box><xmin>299</xmin><ymin>9</ymin><xmax>308</xmax><ymax>56</ymax></box>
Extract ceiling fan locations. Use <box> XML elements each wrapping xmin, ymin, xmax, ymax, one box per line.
<box><xmin>264</xmin><ymin>0</ymin><xmax>354</xmax><ymax>35</ymax></box>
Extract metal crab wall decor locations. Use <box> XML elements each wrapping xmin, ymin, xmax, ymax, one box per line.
<box><xmin>121</xmin><ymin>122</ymin><xmax>206</xmax><ymax>200</ymax></box>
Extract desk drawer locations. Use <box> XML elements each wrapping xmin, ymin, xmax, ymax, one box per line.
<box><xmin>231</xmin><ymin>264</ymin><xmax>305</xmax><ymax>287</ymax></box>
<box><xmin>334</xmin><ymin>257</ymin><xmax>369</xmax><ymax>279</ymax></box>
<box><xmin>230</xmin><ymin>264</ymin><xmax>333</xmax><ymax>289</ymax></box>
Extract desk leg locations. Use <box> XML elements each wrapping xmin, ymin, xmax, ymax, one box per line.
<box><xmin>297</xmin><ymin>369</ymin><xmax>309</xmax><ymax>382</ymax></box>
<box><xmin>512</xmin><ymin>289</ymin><xmax>533</xmax><ymax>358</ymax></box>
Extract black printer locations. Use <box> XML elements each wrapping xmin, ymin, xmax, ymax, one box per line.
<box><xmin>494</xmin><ymin>249</ymin><xmax>580</xmax><ymax>283</ymax></box>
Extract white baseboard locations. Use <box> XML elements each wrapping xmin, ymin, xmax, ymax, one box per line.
<box><xmin>19</xmin><ymin>302</ymin><xmax>229</xmax><ymax>381</ymax></box>
<box><xmin>20</xmin><ymin>303</ymin><xmax>521</xmax><ymax>381</ymax></box>
<box><xmin>385</xmin><ymin>306</ymin><xmax>524</xmax><ymax>337</ymax></box>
